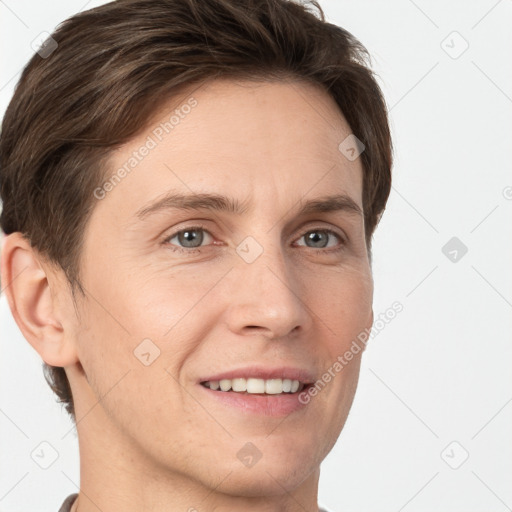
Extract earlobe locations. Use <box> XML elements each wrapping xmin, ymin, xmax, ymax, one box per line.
<box><xmin>1</xmin><ymin>232</ymin><xmax>78</xmax><ymax>367</ymax></box>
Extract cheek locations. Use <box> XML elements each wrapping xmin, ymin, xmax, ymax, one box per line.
<box><xmin>309</xmin><ymin>264</ymin><xmax>373</xmax><ymax>348</ymax></box>
<box><xmin>118</xmin><ymin>260</ymin><xmax>230</xmax><ymax>334</ymax></box>
<box><xmin>74</xmin><ymin>291</ymin><xmax>198</xmax><ymax>458</ymax></box>
<box><xmin>304</xmin><ymin>266</ymin><xmax>372</xmax><ymax>432</ymax></box>
<box><xmin>74</xmin><ymin>298</ymin><xmax>134</xmax><ymax>403</ymax></box>
<box><xmin>75</xmin><ymin>261</ymin><xmax>229</xmax><ymax>404</ymax></box>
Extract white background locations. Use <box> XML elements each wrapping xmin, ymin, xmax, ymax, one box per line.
<box><xmin>1</xmin><ymin>1</ymin><xmax>511</xmax><ymax>511</ymax></box>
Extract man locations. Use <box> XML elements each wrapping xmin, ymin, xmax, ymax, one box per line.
<box><xmin>0</xmin><ymin>0</ymin><xmax>392</xmax><ymax>510</ymax></box>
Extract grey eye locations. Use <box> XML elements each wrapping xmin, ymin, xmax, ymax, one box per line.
<box><xmin>178</xmin><ymin>229</ymin><xmax>204</xmax><ymax>247</ymax></box>
<box><xmin>296</xmin><ymin>230</ymin><xmax>342</xmax><ymax>249</ymax></box>
<box><xmin>167</xmin><ymin>228</ymin><xmax>213</xmax><ymax>248</ymax></box>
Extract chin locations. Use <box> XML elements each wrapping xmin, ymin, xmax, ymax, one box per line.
<box><xmin>219</xmin><ymin>438</ymin><xmax>321</xmax><ymax>495</ymax></box>
<box><xmin>208</xmin><ymin>460</ymin><xmax>318</xmax><ymax>498</ymax></box>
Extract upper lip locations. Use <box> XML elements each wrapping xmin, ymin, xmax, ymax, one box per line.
<box><xmin>199</xmin><ymin>365</ymin><xmax>316</xmax><ymax>384</ymax></box>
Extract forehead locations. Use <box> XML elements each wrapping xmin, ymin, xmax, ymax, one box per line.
<box><xmin>96</xmin><ymin>78</ymin><xmax>363</xmax><ymax>221</ymax></box>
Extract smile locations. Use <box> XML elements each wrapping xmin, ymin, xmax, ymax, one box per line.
<box><xmin>201</xmin><ymin>377</ymin><xmax>307</xmax><ymax>394</ymax></box>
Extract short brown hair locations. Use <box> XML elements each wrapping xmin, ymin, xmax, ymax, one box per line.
<box><xmin>0</xmin><ymin>0</ymin><xmax>393</xmax><ymax>422</ymax></box>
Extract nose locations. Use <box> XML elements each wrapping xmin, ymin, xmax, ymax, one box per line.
<box><xmin>223</xmin><ymin>241</ymin><xmax>313</xmax><ymax>339</ymax></box>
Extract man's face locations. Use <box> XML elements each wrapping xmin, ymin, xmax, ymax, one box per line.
<box><xmin>68</xmin><ymin>79</ymin><xmax>373</xmax><ymax>494</ymax></box>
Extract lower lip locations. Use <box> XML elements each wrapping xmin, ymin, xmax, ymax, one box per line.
<box><xmin>197</xmin><ymin>384</ymin><xmax>311</xmax><ymax>416</ymax></box>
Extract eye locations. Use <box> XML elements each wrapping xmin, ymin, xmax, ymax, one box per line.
<box><xmin>162</xmin><ymin>225</ymin><xmax>345</xmax><ymax>253</ymax></box>
<box><xmin>164</xmin><ymin>226</ymin><xmax>214</xmax><ymax>249</ymax></box>
<box><xmin>295</xmin><ymin>229</ymin><xmax>344</xmax><ymax>250</ymax></box>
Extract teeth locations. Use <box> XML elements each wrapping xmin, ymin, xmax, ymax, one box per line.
<box><xmin>247</xmin><ymin>378</ymin><xmax>265</xmax><ymax>393</ymax></box>
<box><xmin>232</xmin><ymin>378</ymin><xmax>247</xmax><ymax>392</ymax></box>
<box><xmin>265</xmin><ymin>379</ymin><xmax>284</xmax><ymax>394</ymax></box>
<box><xmin>203</xmin><ymin>378</ymin><xmax>305</xmax><ymax>394</ymax></box>
<box><xmin>219</xmin><ymin>379</ymin><xmax>232</xmax><ymax>391</ymax></box>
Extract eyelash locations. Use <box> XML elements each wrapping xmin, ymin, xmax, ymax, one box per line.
<box><xmin>161</xmin><ymin>224</ymin><xmax>346</xmax><ymax>254</ymax></box>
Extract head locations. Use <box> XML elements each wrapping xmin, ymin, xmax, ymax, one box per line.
<box><xmin>0</xmin><ymin>0</ymin><xmax>392</xmax><ymax>498</ymax></box>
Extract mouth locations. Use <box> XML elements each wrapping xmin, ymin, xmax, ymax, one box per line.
<box><xmin>196</xmin><ymin>366</ymin><xmax>316</xmax><ymax>415</ymax></box>
<box><xmin>200</xmin><ymin>378</ymin><xmax>311</xmax><ymax>395</ymax></box>
<box><xmin>198</xmin><ymin>378</ymin><xmax>314</xmax><ymax>416</ymax></box>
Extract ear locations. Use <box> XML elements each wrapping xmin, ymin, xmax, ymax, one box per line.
<box><xmin>1</xmin><ymin>232</ymin><xmax>79</xmax><ymax>367</ymax></box>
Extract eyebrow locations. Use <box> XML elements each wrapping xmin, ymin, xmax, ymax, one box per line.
<box><xmin>135</xmin><ymin>191</ymin><xmax>363</xmax><ymax>220</ymax></box>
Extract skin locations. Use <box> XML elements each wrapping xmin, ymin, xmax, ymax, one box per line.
<box><xmin>1</xmin><ymin>78</ymin><xmax>374</xmax><ymax>512</ymax></box>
